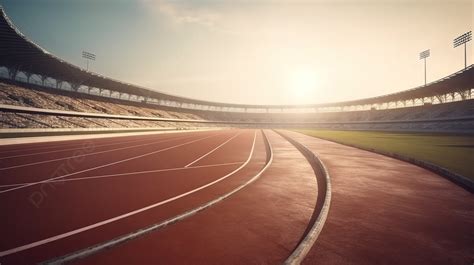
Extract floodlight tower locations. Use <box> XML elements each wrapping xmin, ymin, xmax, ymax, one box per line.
<box><xmin>82</xmin><ymin>51</ymin><xmax>96</xmax><ymax>71</ymax></box>
<box><xmin>453</xmin><ymin>31</ymin><xmax>471</xmax><ymax>69</ymax></box>
<box><xmin>419</xmin><ymin>49</ymin><xmax>430</xmax><ymax>86</ymax></box>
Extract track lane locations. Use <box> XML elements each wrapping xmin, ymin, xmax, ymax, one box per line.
<box><xmin>0</xmin><ymin>129</ymin><xmax>219</xmax><ymax>166</ymax></box>
<box><xmin>0</xmin><ymin>129</ymin><xmax>267</xmax><ymax>264</ymax></box>
<box><xmin>0</xmin><ymin>132</ymin><xmax>174</xmax><ymax>156</ymax></box>
<box><xmin>0</xmin><ymin>131</ymin><xmax>225</xmax><ymax>186</ymax></box>
<box><xmin>0</xmin><ymin>131</ymin><xmax>235</xmax><ymax>193</ymax></box>
<box><xmin>0</xmin><ymin>162</ymin><xmax>245</xmax><ymax>189</ymax></box>
<box><xmin>0</xmin><ymin>134</ymin><xmax>168</xmax><ymax>165</ymax></box>
<box><xmin>62</xmin><ymin>131</ymin><xmax>241</xmax><ymax>180</ymax></box>
<box><xmin>283</xmin><ymin>131</ymin><xmax>474</xmax><ymax>265</ymax></box>
<box><xmin>0</xmin><ymin>134</ymin><xmax>191</xmax><ymax>170</ymax></box>
<box><xmin>0</xmin><ymin>130</ymin><xmax>229</xmax><ymax>171</ymax></box>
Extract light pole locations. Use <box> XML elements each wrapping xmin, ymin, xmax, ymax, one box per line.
<box><xmin>419</xmin><ymin>49</ymin><xmax>430</xmax><ymax>86</ymax></box>
<box><xmin>453</xmin><ymin>31</ymin><xmax>471</xmax><ymax>69</ymax></box>
<box><xmin>82</xmin><ymin>51</ymin><xmax>96</xmax><ymax>71</ymax></box>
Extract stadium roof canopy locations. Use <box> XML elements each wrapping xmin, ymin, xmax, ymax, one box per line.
<box><xmin>0</xmin><ymin>6</ymin><xmax>472</xmax><ymax>109</ymax></box>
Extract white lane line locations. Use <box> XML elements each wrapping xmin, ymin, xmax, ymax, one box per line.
<box><xmin>0</xmin><ymin>131</ymin><xmax>257</xmax><ymax>258</ymax></box>
<box><xmin>0</xmin><ymin>136</ymin><xmax>155</xmax><ymax>160</ymax></box>
<box><xmin>0</xmin><ymin>162</ymin><xmax>246</xmax><ymax>188</ymax></box>
<box><xmin>44</xmin><ymin>130</ymin><xmax>272</xmax><ymax>265</ymax></box>
<box><xmin>184</xmin><ymin>132</ymin><xmax>241</xmax><ymax>168</ymax></box>
<box><xmin>0</xmin><ymin>136</ymin><xmax>131</xmax><ymax>155</ymax></box>
<box><xmin>0</xmin><ymin>141</ymin><xmax>93</xmax><ymax>155</ymax></box>
<box><xmin>0</xmin><ymin>133</ymin><xmax>195</xmax><ymax>170</ymax></box>
<box><xmin>0</xmin><ymin>133</ymin><xmax>218</xmax><ymax>194</ymax></box>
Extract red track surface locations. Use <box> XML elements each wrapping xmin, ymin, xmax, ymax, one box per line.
<box><xmin>78</xmin><ymin>130</ymin><xmax>318</xmax><ymax>265</ymax></box>
<box><xmin>1</xmin><ymin>129</ymin><xmax>472</xmax><ymax>264</ymax></box>
<box><xmin>285</xmin><ymin>131</ymin><xmax>474</xmax><ymax>265</ymax></box>
<box><xmin>0</xmin><ymin>129</ymin><xmax>318</xmax><ymax>264</ymax></box>
<box><xmin>0</xmin><ymin>130</ymin><xmax>241</xmax><ymax>262</ymax></box>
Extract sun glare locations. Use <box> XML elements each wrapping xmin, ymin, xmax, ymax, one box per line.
<box><xmin>287</xmin><ymin>67</ymin><xmax>319</xmax><ymax>102</ymax></box>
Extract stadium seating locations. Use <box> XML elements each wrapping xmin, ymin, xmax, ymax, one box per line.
<box><xmin>0</xmin><ymin>80</ymin><xmax>472</xmax><ymax>132</ymax></box>
<box><xmin>196</xmin><ymin>100</ymin><xmax>473</xmax><ymax>122</ymax></box>
<box><xmin>0</xmin><ymin>81</ymin><xmax>206</xmax><ymax>129</ymax></box>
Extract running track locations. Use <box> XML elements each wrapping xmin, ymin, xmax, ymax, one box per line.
<box><xmin>0</xmin><ymin>129</ymin><xmax>318</xmax><ymax>264</ymax></box>
<box><xmin>0</xmin><ymin>129</ymin><xmax>472</xmax><ymax>264</ymax></box>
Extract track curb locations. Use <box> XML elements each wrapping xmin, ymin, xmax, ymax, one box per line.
<box><xmin>275</xmin><ymin>130</ymin><xmax>332</xmax><ymax>265</ymax></box>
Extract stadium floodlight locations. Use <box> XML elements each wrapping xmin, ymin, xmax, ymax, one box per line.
<box><xmin>82</xmin><ymin>51</ymin><xmax>96</xmax><ymax>71</ymax></box>
<box><xmin>419</xmin><ymin>49</ymin><xmax>430</xmax><ymax>86</ymax></box>
<box><xmin>453</xmin><ymin>31</ymin><xmax>471</xmax><ymax>69</ymax></box>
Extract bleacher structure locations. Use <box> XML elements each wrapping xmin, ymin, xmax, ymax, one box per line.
<box><xmin>0</xmin><ymin>6</ymin><xmax>473</xmax><ymax>132</ymax></box>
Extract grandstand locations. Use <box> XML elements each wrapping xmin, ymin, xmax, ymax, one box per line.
<box><xmin>1</xmin><ymin>79</ymin><xmax>472</xmax><ymax>132</ymax></box>
<box><xmin>0</xmin><ymin>6</ymin><xmax>472</xmax><ymax>132</ymax></box>
<box><xmin>0</xmin><ymin>81</ymin><xmax>208</xmax><ymax>129</ymax></box>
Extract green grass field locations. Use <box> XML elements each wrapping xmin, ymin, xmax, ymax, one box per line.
<box><xmin>294</xmin><ymin>129</ymin><xmax>474</xmax><ymax>181</ymax></box>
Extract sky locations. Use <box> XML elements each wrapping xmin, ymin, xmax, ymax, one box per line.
<box><xmin>0</xmin><ymin>0</ymin><xmax>472</xmax><ymax>105</ymax></box>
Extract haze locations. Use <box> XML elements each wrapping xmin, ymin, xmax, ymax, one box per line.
<box><xmin>1</xmin><ymin>0</ymin><xmax>472</xmax><ymax>105</ymax></box>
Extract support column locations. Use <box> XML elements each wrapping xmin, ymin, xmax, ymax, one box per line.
<box><xmin>8</xmin><ymin>67</ymin><xmax>19</xmax><ymax>80</ymax></box>
<box><xmin>56</xmin><ymin>80</ymin><xmax>63</xmax><ymax>89</ymax></box>
<box><xmin>24</xmin><ymin>72</ymin><xmax>32</xmax><ymax>83</ymax></box>
<box><xmin>41</xmin><ymin>76</ymin><xmax>48</xmax><ymax>86</ymax></box>
<box><xmin>436</xmin><ymin>95</ymin><xmax>444</xmax><ymax>103</ymax></box>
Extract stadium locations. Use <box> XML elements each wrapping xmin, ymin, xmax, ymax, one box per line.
<box><xmin>0</xmin><ymin>2</ymin><xmax>473</xmax><ymax>265</ymax></box>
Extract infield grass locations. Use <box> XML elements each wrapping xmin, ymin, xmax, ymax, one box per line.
<box><xmin>294</xmin><ymin>129</ymin><xmax>474</xmax><ymax>181</ymax></box>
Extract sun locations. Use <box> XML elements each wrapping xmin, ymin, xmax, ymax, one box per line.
<box><xmin>286</xmin><ymin>67</ymin><xmax>319</xmax><ymax>102</ymax></box>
